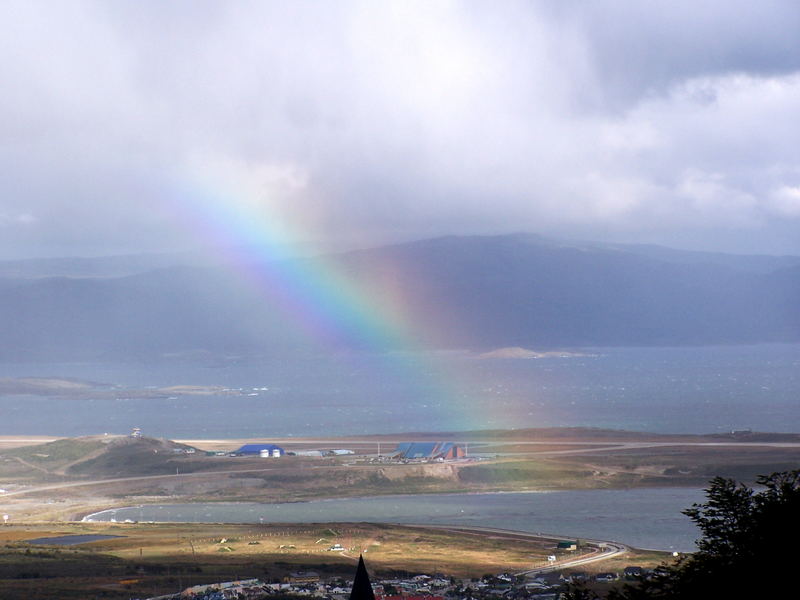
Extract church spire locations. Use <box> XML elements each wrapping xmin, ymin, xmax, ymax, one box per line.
<box><xmin>349</xmin><ymin>555</ymin><xmax>376</xmax><ymax>600</ymax></box>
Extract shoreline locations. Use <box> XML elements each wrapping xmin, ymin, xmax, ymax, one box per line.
<box><xmin>76</xmin><ymin>487</ymin><xmax>704</xmax><ymax>552</ymax></box>
<box><xmin>2</xmin><ymin>429</ymin><xmax>795</xmax><ymax>532</ymax></box>
<box><xmin>78</xmin><ymin>488</ymin><xmax>570</xmax><ymax>522</ymax></box>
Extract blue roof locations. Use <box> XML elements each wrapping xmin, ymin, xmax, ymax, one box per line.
<box><xmin>393</xmin><ymin>442</ymin><xmax>412</xmax><ymax>455</ymax></box>
<box><xmin>236</xmin><ymin>444</ymin><xmax>284</xmax><ymax>454</ymax></box>
<box><xmin>393</xmin><ymin>442</ymin><xmax>461</xmax><ymax>459</ymax></box>
<box><xmin>438</xmin><ymin>442</ymin><xmax>458</xmax><ymax>455</ymax></box>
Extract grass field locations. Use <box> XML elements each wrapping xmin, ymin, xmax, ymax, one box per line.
<box><xmin>0</xmin><ymin>521</ymin><xmax>673</xmax><ymax>600</ymax></box>
<box><xmin>4</xmin><ymin>429</ymin><xmax>780</xmax><ymax>598</ymax></box>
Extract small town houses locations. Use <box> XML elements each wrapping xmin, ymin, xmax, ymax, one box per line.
<box><xmin>133</xmin><ymin>566</ymin><xmax>647</xmax><ymax>600</ymax></box>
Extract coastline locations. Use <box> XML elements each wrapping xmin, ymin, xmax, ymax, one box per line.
<box><xmin>2</xmin><ymin>428</ymin><xmax>795</xmax><ymax>532</ymax></box>
<box><xmin>78</xmin><ymin>488</ymin><xmax>566</xmax><ymax>522</ymax></box>
<box><xmin>77</xmin><ymin>487</ymin><xmax>704</xmax><ymax>552</ymax></box>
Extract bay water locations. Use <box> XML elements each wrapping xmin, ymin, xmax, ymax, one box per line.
<box><xmin>84</xmin><ymin>488</ymin><xmax>705</xmax><ymax>552</ymax></box>
<box><xmin>0</xmin><ymin>344</ymin><xmax>797</xmax><ymax>437</ymax></box>
<box><xmin>7</xmin><ymin>345</ymin><xmax>795</xmax><ymax>553</ymax></box>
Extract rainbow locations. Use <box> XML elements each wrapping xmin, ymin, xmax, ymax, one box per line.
<box><xmin>166</xmin><ymin>174</ymin><xmax>498</xmax><ymax>432</ymax></box>
<box><xmin>181</xmin><ymin>184</ymin><xmax>425</xmax><ymax>352</ymax></box>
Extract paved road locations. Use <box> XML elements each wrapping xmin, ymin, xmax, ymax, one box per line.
<box><xmin>3</xmin><ymin>438</ymin><xmax>798</xmax><ymax>500</ymax></box>
<box><xmin>182</xmin><ymin>439</ymin><xmax>800</xmax><ymax>461</ymax></box>
<box><xmin>178</xmin><ymin>439</ymin><xmax>800</xmax><ymax>448</ymax></box>
<box><xmin>517</xmin><ymin>541</ymin><xmax>629</xmax><ymax>576</ymax></box>
<box><xmin>177</xmin><ymin>439</ymin><xmax>800</xmax><ymax>458</ymax></box>
<box><xmin>407</xmin><ymin>524</ymin><xmax>629</xmax><ymax>575</ymax></box>
<box><xmin>479</xmin><ymin>440</ymin><xmax>800</xmax><ymax>458</ymax></box>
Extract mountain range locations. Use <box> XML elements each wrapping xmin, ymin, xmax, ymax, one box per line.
<box><xmin>0</xmin><ymin>233</ymin><xmax>798</xmax><ymax>361</ymax></box>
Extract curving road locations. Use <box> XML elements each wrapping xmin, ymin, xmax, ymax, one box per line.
<box><xmin>406</xmin><ymin>524</ymin><xmax>629</xmax><ymax>576</ymax></box>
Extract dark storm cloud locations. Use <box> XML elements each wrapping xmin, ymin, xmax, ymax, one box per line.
<box><xmin>552</xmin><ymin>0</ymin><xmax>800</xmax><ymax>108</ymax></box>
<box><xmin>1</xmin><ymin>0</ymin><xmax>799</xmax><ymax>258</ymax></box>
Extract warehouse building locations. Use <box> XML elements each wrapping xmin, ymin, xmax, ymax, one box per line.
<box><xmin>233</xmin><ymin>443</ymin><xmax>285</xmax><ymax>457</ymax></box>
<box><xmin>391</xmin><ymin>442</ymin><xmax>466</xmax><ymax>460</ymax></box>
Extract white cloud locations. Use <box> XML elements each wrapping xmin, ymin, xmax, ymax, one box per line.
<box><xmin>0</xmin><ymin>212</ymin><xmax>37</xmax><ymax>227</ymax></box>
<box><xmin>676</xmin><ymin>171</ymin><xmax>759</xmax><ymax>225</ymax></box>
<box><xmin>769</xmin><ymin>186</ymin><xmax>800</xmax><ymax>217</ymax></box>
<box><xmin>1</xmin><ymin>1</ymin><xmax>799</xmax><ymax>256</ymax></box>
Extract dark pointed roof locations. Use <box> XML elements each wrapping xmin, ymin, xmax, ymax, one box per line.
<box><xmin>349</xmin><ymin>555</ymin><xmax>376</xmax><ymax>600</ymax></box>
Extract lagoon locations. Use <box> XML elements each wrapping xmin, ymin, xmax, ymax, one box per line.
<box><xmin>84</xmin><ymin>488</ymin><xmax>705</xmax><ymax>552</ymax></box>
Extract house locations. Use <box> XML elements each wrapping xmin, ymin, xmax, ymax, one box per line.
<box><xmin>328</xmin><ymin>543</ymin><xmax>345</xmax><ymax>551</ymax></box>
<box><xmin>391</xmin><ymin>442</ymin><xmax>466</xmax><ymax>460</ymax></box>
<box><xmin>182</xmin><ymin>579</ymin><xmax>261</xmax><ymax>596</ymax></box>
<box><xmin>379</xmin><ymin>596</ymin><xmax>444</xmax><ymax>600</ymax></box>
<box><xmin>285</xmin><ymin>571</ymin><xmax>320</xmax><ymax>584</ymax></box>
<box><xmin>556</xmin><ymin>540</ymin><xmax>577</xmax><ymax>551</ymax></box>
<box><xmin>530</xmin><ymin>572</ymin><xmax>561</xmax><ymax>587</ymax></box>
<box><xmin>623</xmin><ymin>566</ymin><xmax>644</xmax><ymax>580</ymax></box>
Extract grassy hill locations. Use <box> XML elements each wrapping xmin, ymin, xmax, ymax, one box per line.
<box><xmin>0</xmin><ymin>435</ymin><xmax>200</xmax><ymax>481</ymax></box>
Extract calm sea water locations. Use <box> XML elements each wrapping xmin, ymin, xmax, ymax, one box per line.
<box><xmin>1</xmin><ymin>344</ymin><xmax>798</xmax><ymax>437</ymax></box>
<box><xmin>83</xmin><ymin>488</ymin><xmax>705</xmax><ymax>552</ymax></box>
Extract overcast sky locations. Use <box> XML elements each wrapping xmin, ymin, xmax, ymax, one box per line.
<box><xmin>1</xmin><ymin>0</ymin><xmax>799</xmax><ymax>259</ymax></box>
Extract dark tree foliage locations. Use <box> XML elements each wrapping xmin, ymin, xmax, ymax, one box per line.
<box><xmin>573</xmin><ymin>470</ymin><xmax>800</xmax><ymax>599</ymax></box>
<box><xmin>562</xmin><ymin>582</ymin><xmax>601</xmax><ymax>600</ymax></box>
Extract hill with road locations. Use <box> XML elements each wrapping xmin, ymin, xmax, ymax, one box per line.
<box><xmin>0</xmin><ymin>435</ymin><xmax>201</xmax><ymax>481</ymax></box>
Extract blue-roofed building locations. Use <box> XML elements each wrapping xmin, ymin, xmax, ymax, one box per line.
<box><xmin>234</xmin><ymin>443</ymin><xmax>285</xmax><ymax>457</ymax></box>
<box><xmin>392</xmin><ymin>442</ymin><xmax>465</xmax><ymax>460</ymax></box>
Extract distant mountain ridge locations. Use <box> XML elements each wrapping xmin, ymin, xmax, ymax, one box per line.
<box><xmin>0</xmin><ymin>252</ymin><xmax>198</xmax><ymax>279</ymax></box>
<box><xmin>0</xmin><ymin>234</ymin><xmax>797</xmax><ymax>360</ymax></box>
<box><xmin>0</xmin><ymin>242</ymin><xmax>321</xmax><ymax>279</ymax></box>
